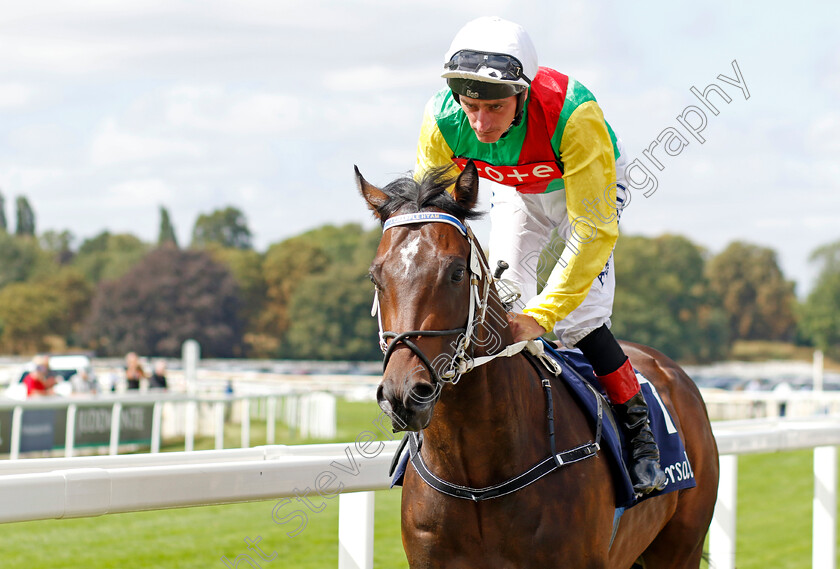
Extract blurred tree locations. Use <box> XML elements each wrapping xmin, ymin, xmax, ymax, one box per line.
<box><xmin>40</xmin><ymin>230</ymin><xmax>76</xmax><ymax>265</ymax></box>
<box><xmin>191</xmin><ymin>206</ymin><xmax>252</xmax><ymax>250</ymax></box>
<box><xmin>284</xmin><ymin>263</ymin><xmax>381</xmax><ymax>360</ymax></box>
<box><xmin>73</xmin><ymin>231</ymin><xmax>149</xmax><ymax>283</ymax></box>
<box><xmin>260</xmin><ymin>223</ymin><xmax>381</xmax><ymax>359</ymax></box>
<box><xmin>157</xmin><ymin>206</ymin><xmax>178</xmax><ymax>248</ymax></box>
<box><xmin>260</xmin><ymin>236</ymin><xmax>329</xmax><ymax>344</ymax></box>
<box><xmin>300</xmin><ymin>223</ymin><xmax>380</xmax><ymax>266</ymax></box>
<box><xmin>706</xmin><ymin>241</ymin><xmax>796</xmax><ymax>341</ymax></box>
<box><xmin>0</xmin><ymin>232</ymin><xmax>54</xmax><ymax>289</ymax></box>
<box><xmin>611</xmin><ymin>234</ymin><xmax>730</xmax><ymax>363</ymax></box>
<box><xmin>279</xmin><ymin>224</ymin><xmax>381</xmax><ymax>360</ymax></box>
<box><xmin>0</xmin><ymin>268</ymin><xmax>92</xmax><ymax>353</ymax></box>
<box><xmin>15</xmin><ymin>196</ymin><xmax>35</xmax><ymax>236</ymax></box>
<box><xmin>0</xmin><ymin>189</ymin><xmax>7</xmax><ymax>232</ymax></box>
<box><xmin>83</xmin><ymin>247</ymin><xmax>243</xmax><ymax>357</ymax></box>
<box><xmin>800</xmin><ymin>240</ymin><xmax>840</xmax><ymax>358</ymax></box>
<box><xmin>207</xmin><ymin>245</ymin><xmax>267</xmax><ymax>355</ymax></box>
<box><xmin>49</xmin><ymin>268</ymin><xmax>95</xmax><ymax>345</ymax></box>
<box><xmin>0</xmin><ymin>282</ymin><xmax>62</xmax><ymax>353</ymax></box>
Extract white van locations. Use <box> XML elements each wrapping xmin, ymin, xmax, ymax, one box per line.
<box><xmin>4</xmin><ymin>354</ymin><xmax>96</xmax><ymax>399</ymax></box>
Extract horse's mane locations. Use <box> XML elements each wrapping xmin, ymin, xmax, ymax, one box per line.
<box><xmin>375</xmin><ymin>166</ymin><xmax>484</xmax><ymax>223</ymax></box>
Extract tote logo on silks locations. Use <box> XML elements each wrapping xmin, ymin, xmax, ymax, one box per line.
<box><xmin>452</xmin><ymin>157</ymin><xmax>563</xmax><ymax>193</ymax></box>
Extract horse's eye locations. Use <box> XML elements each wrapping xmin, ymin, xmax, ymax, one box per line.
<box><xmin>369</xmin><ymin>273</ymin><xmax>380</xmax><ymax>288</ymax></box>
<box><xmin>452</xmin><ymin>267</ymin><xmax>465</xmax><ymax>283</ymax></box>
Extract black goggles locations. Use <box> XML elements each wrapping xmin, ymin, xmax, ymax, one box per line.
<box><xmin>444</xmin><ymin>50</ymin><xmax>530</xmax><ymax>84</ymax></box>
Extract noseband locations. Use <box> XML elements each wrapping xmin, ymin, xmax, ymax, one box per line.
<box><xmin>372</xmin><ymin>212</ymin><xmax>492</xmax><ymax>385</ymax></box>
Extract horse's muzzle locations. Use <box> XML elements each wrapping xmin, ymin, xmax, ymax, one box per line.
<box><xmin>376</xmin><ymin>378</ymin><xmax>438</xmax><ymax>432</ymax></box>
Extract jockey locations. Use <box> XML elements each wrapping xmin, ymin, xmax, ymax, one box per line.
<box><xmin>415</xmin><ymin>16</ymin><xmax>667</xmax><ymax>494</ymax></box>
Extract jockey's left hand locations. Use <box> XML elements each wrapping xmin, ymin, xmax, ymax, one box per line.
<box><xmin>506</xmin><ymin>312</ymin><xmax>547</xmax><ymax>343</ymax></box>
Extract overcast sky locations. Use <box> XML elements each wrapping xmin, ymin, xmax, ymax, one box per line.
<box><xmin>0</xmin><ymin>0</ymin><xmax>837</xmax><ymax>296</ymax></box>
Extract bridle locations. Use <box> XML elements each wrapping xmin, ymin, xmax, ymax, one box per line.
<box><xmin>372</xmin><ymin>211</ymin><xmax>555</xmax><ymax>385</ymax></box>
<box><xmin>372</xmin><ymin>211</ymin><xmax>492</xmax><ymax>386</ymax></box>
<box><xmin>374</xmin><ymin>210</ymin><xmax>604</xmax><ymax>502</ymax></box>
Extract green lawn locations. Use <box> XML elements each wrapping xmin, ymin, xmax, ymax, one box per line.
<box><xmin>0</xmin><ymin>400</ymin><xmax>835</xmax><ymax>568</ymax></box>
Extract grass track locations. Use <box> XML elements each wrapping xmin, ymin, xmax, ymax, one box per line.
<box><xmin>0</xmin><ymin>400</ymin><xmax>835</xmax><ymax>568</ymax></box>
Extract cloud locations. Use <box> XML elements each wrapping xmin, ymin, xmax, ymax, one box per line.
<box><xmin>0</xmin><ymin>165</ymin><xmax>67</xmax><ymax>192</ymax></box>
<box><xmin>89</xmin><ymin>119</ymin><xmax>202</xmax><ymax>166</ymax></box>
<box><xmin>322</xmin><ymin>64</ymin><xmax>438</xmax><ymax>92</ymax></box>
<box><xmin>808</xmin><ymin>111</ymin><xmax>840</xmax><ymax>155</ymax></box>
<box><xmin>105</xmin><ymin>178</ymin><xmax>174</xmax><ymax>206</ymax></box>
<box><xmin>163</xmin><ymin>86</ymin><xmax>303</xmax><ymax>135</ymax></box>
<box><xmin>0</xmin><ymin>83</ymin><xmax>34</xmax><ymax>108</ymax></box>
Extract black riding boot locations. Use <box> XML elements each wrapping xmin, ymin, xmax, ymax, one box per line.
<box><xmin>576</xmin><ymin>325</ymin><xmax>668</xmax><ymax>495</ymax></box>
<box><xmin>614</xmin><ymin>390</ymin><xmax>668</xmax><ymax>495</ymax></box>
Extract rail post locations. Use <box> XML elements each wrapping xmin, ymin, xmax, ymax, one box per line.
<box><xmin>151</xmin><ymin>402</ymin><xmax>162</xmax><ymax>454</ymax></box>
<box><xmin>338</xmin><ymin>491</ymin><xmax>375</xmax><ymax>569</ymax></box>
<box><xmin>65</xmin><ymin>404</ymin><xmax>77</xmax><ymax>458</ymax></box>
<box><xmin>241</xmin><ymin>398</ymin><xmax>250</xmax><ymax>449</ymax></box>
<box><xmin>109</xmin><ymin>402</ymin><xmax>122</xmax><ymax>455</ymax></box>
<box><xmin>266</xmin><ymin>397</ymin><xmax>276</xmax><ymax>445</ymax></box>
<box><xmin>10</xmin><ymin>405</ymin><xmax>22</xmax><ymax>460</ymax></box>
<box><xmin>214</xmin><ymin>401</ymin><xmax>225</xmax><ymax>450</ymax></box>
<box><xmin>185</xmin><ymin>400</ymin><xmax>196</xmax><ymax>452</ymax></box>
<box><xmin>709</xmin><ymin>453</ymin><xmax>738</xmax><ymax>569</ymax></box>
<box><xmin>813</xmin><ymin>445</ymin><xmax>837</xmax><ymax>569</ymax></box>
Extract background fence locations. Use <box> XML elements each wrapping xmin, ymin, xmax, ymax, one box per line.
<box><xmin>1</xmin><ymin>416</ymin><xmax>839</xmax><ymax>569</ymax></box>
<box><xmin>0</xmin><ymin>391</ymin><xmax>337</xmax><ymax>459</ymax></box>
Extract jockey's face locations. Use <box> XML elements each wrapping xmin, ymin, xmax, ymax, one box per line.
<box><xmin>458</xmin><ymin>94</ymin><xmax>517</xmax><ymax>143</ymax></box>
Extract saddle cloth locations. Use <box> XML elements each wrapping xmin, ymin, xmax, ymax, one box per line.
<box><xmin>391</xmin><ymin>342</ymin><xmax>697</xmax><ymax>508</ymax></box>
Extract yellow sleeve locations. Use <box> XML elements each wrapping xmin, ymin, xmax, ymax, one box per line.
<box><xmin>523</xmin><ymin>100</ymin><xmax>619</xmax><ymax>332</ymax></box>
<box><xmin>415</xmin><ymin>97</ymin><xmax>459</xmax><ymax>183</ymax></box>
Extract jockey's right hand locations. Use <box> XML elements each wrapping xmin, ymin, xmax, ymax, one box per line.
<box><xmin>506</xmin><ymin>312</ymin><xmax>547</xmax><ymax>343</ymax></box>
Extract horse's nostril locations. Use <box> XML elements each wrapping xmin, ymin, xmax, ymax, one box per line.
<box><xmin>406</xmin><ymin>383</ymin><xmax>438</xmax><ymax>409</ymax></box>
<box><xmin>377</xmin><ymin>380</ymin><xmax>400</xmax><ymax>414</ymax></box>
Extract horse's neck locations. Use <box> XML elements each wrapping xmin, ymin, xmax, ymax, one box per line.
<box><xmin>420</xmin><ymin>353</ymin><xmax>550</xmax><ymax>486</ymax></box>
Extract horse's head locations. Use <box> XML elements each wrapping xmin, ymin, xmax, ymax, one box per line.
<box><xmin>356</xmin><ymin>162</ymin><xmax>489</xmax><ymax>431</ymax></box>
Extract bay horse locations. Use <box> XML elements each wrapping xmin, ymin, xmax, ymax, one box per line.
<box><xmin>357</xmin><ymin>161</ymin><xmax>719</xmax><ymax>568</ymax></box>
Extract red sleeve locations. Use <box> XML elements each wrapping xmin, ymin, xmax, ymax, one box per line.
<box><xmin>24</xmin><ymin>374</ymin><xmax>46</xmax><ymax>395</ymax></box>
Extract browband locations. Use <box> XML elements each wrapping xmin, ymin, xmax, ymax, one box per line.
<box><xmin>383</xmin><ymin>212</ymin><xmax>468</xmax><ymax>236</ymax></box>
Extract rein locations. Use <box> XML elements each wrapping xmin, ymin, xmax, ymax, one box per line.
<box><xmin>406</xmin><ymin>347</ymin><xmax>603</xmax><ymax>502</ymax></box>
<box><xmin>375</xmin><ymin>211</ymin><xmax>603</xmax><ymax>501</ymax></box>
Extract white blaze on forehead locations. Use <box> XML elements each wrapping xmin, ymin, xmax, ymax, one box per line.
<box><xmin>399</xmin><ymin>235</ymin><xmax>421</xmax><ymax>276</ymax></box>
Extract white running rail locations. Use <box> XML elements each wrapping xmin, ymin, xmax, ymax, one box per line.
<box><xmin>1</xmin><ymin>418</ymin><xmax>839</xmax><ymax>569</ymax></box>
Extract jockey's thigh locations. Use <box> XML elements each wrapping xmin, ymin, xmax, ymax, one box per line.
<box><xmin>488</xmin><ymin>183</ymin><xmax>557</xmax><ymax>304</ymax></box>
<box><xmin>553</xmin><ymin>253</ymin><xmax>616</xmax><ymax>347</ymax></box>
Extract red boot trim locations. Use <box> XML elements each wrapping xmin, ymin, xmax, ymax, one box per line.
<box><xmin>597</xmin><ymin>358</ymin><xmax>641</xmax><ymax>404</ymax></box>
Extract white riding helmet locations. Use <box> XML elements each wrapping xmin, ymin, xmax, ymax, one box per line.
<box><xmin>442</xmin><ymin>17</ymin><xmax>539</xmax><ymax>100</ymax></box>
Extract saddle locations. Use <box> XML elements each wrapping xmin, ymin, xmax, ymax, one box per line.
<box><xmin>390</xmin><ymin>338</ymin><xmax>696</xmax><ymax>509</ymax></box>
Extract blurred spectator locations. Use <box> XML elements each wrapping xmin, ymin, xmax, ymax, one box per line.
<box><xmin>70</xmin><ymin>368</ymin><xmax>97</xmax><ymax>394</ymax></box>
<box><xmin>125</xmin><ymin>352</ymin><xmax>147</xmax><ymax>390</ymax></box>
<box><xmin>149</xmin><ymin>360</ymin><xmax>168</xmax><ymax>390</ymax></box>
<box><xmin>24</xmin><ymin>355</ymin><xmax>57</xmax><ymax>397</ymax></box>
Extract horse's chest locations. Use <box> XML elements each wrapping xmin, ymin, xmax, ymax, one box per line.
<box><xmin>402</xmin><ymin>483</ymin><xmax>595</xmax><ymax>568</ymax></box>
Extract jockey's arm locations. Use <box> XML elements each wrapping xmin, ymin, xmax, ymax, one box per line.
<box><xmin>520</xmin><ymin>100</ymin><xmax>619</xmax><ymax>336</ymax></box>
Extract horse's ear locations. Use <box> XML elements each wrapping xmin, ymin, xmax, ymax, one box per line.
<box><xmin>452</xmin><ymin>160</ymin><xmax>479</xmax><ymax>212</ymax></box>
<box><xmin>355</xmin><ymin>166</ymin><xmax>388</xmax><ymax>219</ymax></box>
